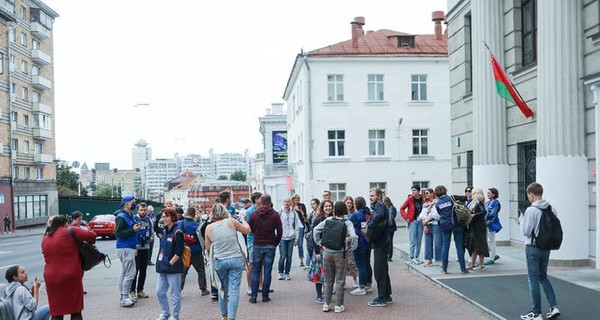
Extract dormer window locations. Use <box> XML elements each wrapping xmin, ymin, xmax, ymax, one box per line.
<box><xmin>397</xmin><ymin>35</ymin><xmax>415</xmax><ymax>48</ymax></box>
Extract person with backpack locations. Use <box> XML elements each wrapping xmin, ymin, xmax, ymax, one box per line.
<box><xmin>434</xmin><ymin>185</ymin><xmax>468</xmax><ymax>275</ymax></box>
<box><xmin>400</xmin><ymin>185</ymin><xmax>424</xmax><ymax>264</ymax></box>
<box><xmin>367</xmin><ymin>188</ymin><xmax>392</xmax><ymax>307</ymax></box>
<box><xmin>178</xmin><ymin>207</ymin><xmax>209</xmax><ymax>295</ymax></box>
<box><xmin>383</xmin><ymin>197</ymin><xmax>398</xmax><ymax>262</ymax></box>
<box><xmin>348</xmin><ymin>196</ymin><xmax>372</xmax><ymax>296</ymax></box>
<box><xmin>313</xmin><ymin>201</ymin><xmax>357</xmax><ymax>313</ymax></box>
<box><xmin>518</xmin><ymin>182</ymin><xmax>561</xmax><ymax>320</ymax></box>
<box><xmin>3</xmin><ymin>265</ymin><xmax>50</xmax><ymax>320</ymax></box>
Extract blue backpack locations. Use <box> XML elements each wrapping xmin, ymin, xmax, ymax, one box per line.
<box><xmin>0</xmin><ymin>285</ymin><xmax>22</xmax><ymax>320</ymax></box>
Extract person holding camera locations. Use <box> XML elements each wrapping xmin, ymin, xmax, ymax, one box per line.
<box><xmin>115</xmin><ymin>195</ymin><xmax>142</xmax><ymax>308</ymax></box>
<box><xmin>4</xmin><ymin>265</ymin><xmax>50</xmax><ymax>320</ymax></box>
<box><xmin>130</xmin><ymin>203</ymin><xmax>153</xmax><ymax>301</ymax></box>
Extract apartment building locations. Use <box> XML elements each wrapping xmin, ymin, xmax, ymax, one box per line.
<box><xmin>0</xmin><ymin>0</ymin><xmax>58</xmax><ymax>229</ymax></box>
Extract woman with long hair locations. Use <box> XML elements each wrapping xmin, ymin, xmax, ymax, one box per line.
<box><xmin>419</xmin><ymin>188</ymin><xmax>441</xmax><ymax>267</ymax></box>
<box><xmin>306</xmin><ymin>199</ymin><xmax>332</xmax><ymax>304</ymax></box>
<box><xmin>467</xmin><ymin>188</ymin><xmax>490</xmax><ymax>270</ymax></box>
<box><xmin>342</xmin><ymin>196</ymin><xmax>359</xmax><ymax>289</ymax></box>
<box><xmin>304</xmin><ymin>198</ymin><xmax>320</xmax><ymax>267</ymax></box>
<box><xmin>42</xmin><ymin>215</ymin><xmax>97</xmax><ymax>320</ymax></box>
<box><xmin>485</xmin><ymin>187</ymin><xmax>501</xmax><ymax>264</ymax></box>
<box><xmin>383</xmin><ymin>196</ymin><xmax>398</xmax><ymax>262</ymax></box>
<box><xmin>205</xmin><ymin>203</ymin><xmax>251</xmax><ymax>320</ymax></box>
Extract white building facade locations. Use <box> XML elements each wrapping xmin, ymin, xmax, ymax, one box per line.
<box><xmin>448</xmin><ymin>0</ymin><xmax>599</xmax><ymax>267</ymax></box>
<box><xmin>258</xmin><ymin>103</ymin><xmax>289</xmax><ymax>208</ymax></box>
<box><xmin>283</xmin><ymin>15</ymin><xmax>452</xmax><ymax>202</ymax></box>
<box><xmin>143</xmin><ymin>158</ymin><xmax>181</xmax><ymax>201</ymax></box>
<box><xmin>131</xmin><ymin>139</ymin><xmax>152</xmax><ymax>171</ymax></box>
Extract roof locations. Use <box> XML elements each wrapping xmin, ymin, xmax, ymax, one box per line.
<box><xmin>308</xmin><ymin>29</ymin><xmax>447</xmax><ymax>57</ymax></box>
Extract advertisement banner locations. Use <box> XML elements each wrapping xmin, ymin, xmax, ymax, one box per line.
<box><xmin>272</xmin><ymin>131</ymin><xmax>288</xmax><ymax>165</ymax></box>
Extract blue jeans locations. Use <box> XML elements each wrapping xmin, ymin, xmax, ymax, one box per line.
<box><xmin>526</xmin><ymin>245</ymin><xmax>557</xmax><ymax>314</ymax></box>
<box><xmin>408</xmin><ymin>220</ymin><xmax>423</xmax><ymax>259</ymax></box>
<box><xmin>440</xmin><ymin>226</ymin><xmax>466</xmax><ymax>272</ymax></box>
<box><xmin>156</xmin><ymin>273</ymin><xmax>182</xmax><ymax>319</ymax></box>
<box><xmin>251</xmin><ymin>245</ymin><xmax>276</xmax><ymax>298</ymax></box>
<box><xmin>297</xmin><ymin>227</ymin><xmax>305</xmax><ymax>260</ymax></box>
<box><xmin>353</xmin><ymin>246</ymin><xmax>370</xmax><ymax>286</ymax></box>
<box><xmin>215</xmin><ymin>257</ymin><xmax>245</xmax><ymax>320</ymax></box>
<box><xmin>278</xmin><ymin>239</ymin><xmax>294</xmax><ymax>275</ymax></box>
<box><xmin>31</xmin><ymin>304</ymin><xmax>50</xmax><ymax>320</ymax></box>
<box><xmin>424</xmin><ymin>224</ymin><xmax>442</xmax><ymax>261</ymax></box>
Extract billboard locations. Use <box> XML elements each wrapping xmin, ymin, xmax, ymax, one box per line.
<box><xmin>272</xmin><ymin>131</ymin><xmax>288</xmax><ymax>165</ymax></box>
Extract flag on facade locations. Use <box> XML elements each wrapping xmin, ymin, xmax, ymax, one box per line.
<box><xmin>285</xmin><ymin>175</ymin><xmax>295</xmax><ymax>191</ymax></box>
<box><xmin>488</xmin><ymin>48</ymin><xmax>534</xmax><ymax>118</ymax></box>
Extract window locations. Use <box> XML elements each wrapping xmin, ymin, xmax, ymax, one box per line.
<box><xmin>9</xmin><ymin>28</ymin><xmax>15</xmax><ymax>42</ymax></box>
<box><xmin>369</xmin><ymin>182</ymin><xmax>387</xmax><ymax>196</ymax></box>
<box><xmin>19</xmin><ymin>5</ymin><xmax>25</xmax><ymax>19</ymax></box>
<box><xmin>412</xmin><ymin>181</ymin><xmax>430</xmax><ymax>190</ymax></box>
<box><xmin>11</xmin><ymin>111</ymin><xmax>17</xmax><ymax>122</ymax></box>
<box><xmin>464</xmin><ymin>13</ymin><xmax>473</xmax><ymax>94</ymax></box>
<box><xmin>466</xmin><ymin>150</ymin><xmax>473</xmax><ymax>188</ymax></box>
<box><xmin>31</xmin><ymin>8</ymin><xmax>54</xmax><ymax>30</ymax></box>
<box><xmin>327</xmin><ymin>130</ymin><xmax>345</xmax><ymax>156</ymax></box>
<box><xmin>34</xmin><ymin>143</ymin><xmax>42</xmax><ymax>154</ymax></box>
<box><xmin>521</xmin><ymin>0</ymin><xmax>537</xmax><ymax>66</ymax></box>
<box><xmin>21</xmin><ymin>60</ymin><xmax>27</xmax><ymax>74</ymax></box>
<box><xmin>412</xmin><ymin>129</ymin><xmax>428</xmax><ymax>155</ymax></box>
<box><xmin>411</xmin><ymin>74</ymin><xmax>427</xmax><ymax>101</ymax></box>
<box><xmin>367</xmin><ymin>74</ymin><xmax>384</xmax><ymax>101</ymax></box>
<box><xmin>328</xmin><ymin>183</ymin><xmax>346</xmax><ymax>201</ymax></box>
<box><xmin>368</xmin><ymin>129</ymin><xmax>385</xmax><ymax>156</ymax></box>
<box><xmin>32</xmin><ymin>65</ymin><xmax>39</xmax><ymax>76</ymax></box>
<box><xmin>21</xmin><ymin>87</ymin><xmax>28</xmax><ymax>100</ymax></box>
<box><xmin>0</xmin><ymin>53</ymin><xmax>3</xmax><ymax>75</ymax></box>
<box><xmin>20</xmin><ymin>32</ymin><xmax>27</xmax><ymax>47</ymax></box>
<box><xmin>13</xmin><ymin>195</ymin><xmax>48</xmax><ymax>220</ymax></box>
<box><xmin>10</xmin><ymin>83</ymin><xmax>16</xmax><ymax>94</ymax></box>
<box><xmin>11</xmin><ymin>138</ymin><xmax>18</xmax><ymax>151</ymax></box>
<box><xmin>36</xmin><ymin>114</ymin><xmax>51</xmax><ymax>129</ymax></box>
<box><xmin>23</xmin><ymin>140</ymin><xmax>29</xmax><ymax>154</ymax></box>
<box><xmin>33</xmin><ymin>91</ymin><xmax>41</xmax><ymax>103</ymax></box>
<box><xmin>32</xmin><ymin>39</ymin><xmax>40</xmax><ymax>50</ymax></box>
<box><xmin>327</xmin><ymin>74</ymin><xmax>344</xmax><ymax>101</ymax></box>
<box><xmin>35</xmin><ymin>167</ymin><xmax>44</xmax><ymax>180</ymax></box>
<box><xmin>22</xmin><ymin>114</ymin><xmax>29</xmax><ymax>127</ymax></box>
<box><xmin>12</xmin><ymin>166</ymin><xmax>18</xmax><ymax>179</ymax></box>
<box><xmin>23</xmin><ymin>167</ymin><xmax>30</xmax><ymax>179</ymax></box>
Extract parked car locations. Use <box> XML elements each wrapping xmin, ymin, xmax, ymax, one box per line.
<box><xmin>87</xmin><ymin>214</ymin><xmax>116</xmax><ymax>239</ymax></box>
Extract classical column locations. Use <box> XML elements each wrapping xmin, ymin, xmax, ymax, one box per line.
<box><xmin>471</xmin><ymin>0</ymin><xmax>510</xmax><ymax>242</ymax></box>
<box><xmin>590</xmin><ymin>83</ymin><xmax>600</xmax><ymax>269</ymax></box>
<box><xmin>537</xmin><ymin>0</ymin><xmax>588</xmax><ymax>262</ymax></box>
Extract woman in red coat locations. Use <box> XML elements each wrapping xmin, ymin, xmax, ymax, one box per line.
<box><xmin>42</xmin><ymin>215</ymin><xmax>97</xmax><ymax>320</ymax></box>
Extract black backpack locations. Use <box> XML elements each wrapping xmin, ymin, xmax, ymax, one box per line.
<box><xmin>533</xmin><ymin>205</ymin><xmax>563</xmax><ymax>250</ymax></box>
<box><xmin>320</xmin><ymin>218</ymin><xmax>347</xmax><ymax>250</ymax></box>
<box><xmin>450</xmin><ymin>196</ymin><xmax>471</xmax><ymax>227</ymax></box>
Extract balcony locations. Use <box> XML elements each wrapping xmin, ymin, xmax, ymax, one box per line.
<box><xmin>31</xmin><ymin>49</ymin><xmax>51</xmax><ymax>65</ymax></box>
<box><xmin>30</xmin><ymin>22</ymin><xmax>50</xmax><ymax>40</ymax></box>
<box><xmin>32</xmin><ymin>102</ymin><xmax>52</xmax><ymax>115</ymax></box>
<box><xmin>34</xmin><ymin>153</ymin><xmax>53</xmax><ymax>164</ymax></box>
<box><xmin>33</xmin><ymin>127</ymin><xmax>52</xmax><ymax>140</ymax></box>
<box><xmin>32</xmin><ymin>75</ymin><xmax>52</xmax><ymax>90</ymax></box>
<box><xmin>0</xmin><ymin>0</ymin><xmax>16</xmax><ymax>22</ymax></box>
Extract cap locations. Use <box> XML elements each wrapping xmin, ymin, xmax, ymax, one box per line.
<box><xmin>120</xmin><ymin>195</ymin><xmax>135</xmax><ymax>206</ymax></box>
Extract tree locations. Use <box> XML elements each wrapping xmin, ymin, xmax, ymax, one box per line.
<box><xmin>230</xmin><ymin>170</ymin><xmax>246</xmax><ymax>182</ymax></box>
<box><xmin>94</xmin><ymin>183</ymin><xmax>114</xmax><ymax>197</ymax></box>
<box><xmin>56</xmin><ymin>160</ymin><xmax>80</xmax><ymax>196</ymax></box>
<box><xmin>217</xmin><ymin>175</ymin><xmax>228</xmax><ymax>180</ymax></box>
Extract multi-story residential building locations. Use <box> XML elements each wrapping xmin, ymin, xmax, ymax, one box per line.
<box><xmin>447</xmin><ymin>0</ymin><xmax>599</xmax><ymax>267</ymax></box>
<box><xmin>257</xmin><ymin>103</ymin><xmax>289</xmax><ymax>207</ymax></box>
<box><xmin>180</xmin><ymin>149</ymin><xmax>255</xmax><ymax>180</ymax></box>
<box><xmin>283</xmin><ymin>14</ymin><xmax>451</xmax><ymax>202</ymax></box>
<box><xmin>131</xmin><ymin>138</ymin><xmax>151</xmax><ymax>171</ymax></box>
<box><xmin>94</xmin><ymin>162</ymin><xmax>110</xmax><ymax>171</ymax></box>
<box><xmin>143</xmin><ymin>157</ymin><xmax>181</xmax><ymax>201</ymax></box>
<box><xmin>0</xmin><ymin>0</ymin><xmax>58</xmax><ymax>228</ymax></box>
<box><xmin>81</xmin><ymin>168</ymin><xmax>141</xmax><ymax>198</ymax></box>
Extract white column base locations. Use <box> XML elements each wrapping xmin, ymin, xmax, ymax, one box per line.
<box><xmin>537</xmin><ymin>156</ymin><xmax>589</xmax><ymax>261</ymax></box>
<box><xmin>473</xmin><ymin>164</ymin><xmax>510</xmax><ymax>242</ymax></box>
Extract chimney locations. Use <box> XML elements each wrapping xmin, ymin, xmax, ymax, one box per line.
<box><xmin>432</xmin><ymin>11</ymin><xmax>444</xmax><ymax>40</ymax></box>
<box><xmin>351</xmin><ymin>16</ymin><xmax>365</xmax><ymax>48</ymax></box>
<box><xmin>271</xmin><ymin>103</ymin><xmax>283</xmax><ymax>115</ymax></box>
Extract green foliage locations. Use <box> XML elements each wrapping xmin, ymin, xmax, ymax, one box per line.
<box><xmin>56</xmin><ymin>160</ymin><xmax>80</xmax><ymax>196</ymax></box>
<box><xmin>230</xmin><ymin>170</ymin><xmax>246</xmax><ymax>181</ymax></box>
<box><xmin>94</xmin><ymin>183</ymin><xmax>115</xmax><ymax>197</ymax></box>
<box><xmin>217</xmin><ymin>175</ymin><xmax>228</xmax><ymax>180</ymax></box>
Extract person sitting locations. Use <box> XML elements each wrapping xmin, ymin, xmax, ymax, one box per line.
<box><xmin>4</xmin><ymin>265</ymin><xmax>50</xmax><ymax>320</ymax></box>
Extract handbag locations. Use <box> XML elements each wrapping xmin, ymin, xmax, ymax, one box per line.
<box><xmin>489</xmin><ymin>217</ymin><xmax>503</xmax><ymax>233</ymax></box>
<box><xmin>68</xmin><ymin>227</ymin><xmax>111</xmax><ymax>271</ymax></box>
<box><xmin>365</xmin><ymin>218</ymin><xmax>388</xmax><ymax>243</ymax></box>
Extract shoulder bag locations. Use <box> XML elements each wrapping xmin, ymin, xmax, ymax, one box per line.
<box><xmin>68</xmin><ymin>227</ymin><xmax>111</xmax><ymax>271</ymax></box>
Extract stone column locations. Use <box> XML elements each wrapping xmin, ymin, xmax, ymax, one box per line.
<box><xmin>537</xmin><ymin>0</ymin><xmax>588</xmax><ymax>262</ymax></box>
<box><xmin>471</xmin><ymin>0</ymin><xmax>510</xmax><ymax>242</ymax></box>
<box><xmin>590</xmin><ymin>83</ymin><xmax>600</xmax><ymax>269</ymax></box>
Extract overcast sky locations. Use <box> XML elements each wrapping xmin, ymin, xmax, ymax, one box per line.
<box><xmin>44</xmin><ymin>0</ymin><xmax>447</xmax><ymax>170</ymax></box>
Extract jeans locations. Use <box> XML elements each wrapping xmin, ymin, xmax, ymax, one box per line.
<box><xmin>31</xmin><ymin>304</ymin><xmax>50</xmax><ymax>320</ymax></box>
<box><xmin>424</xmin><ymin>224</ymin><xmax>442</xmax><ymax>261</ymax></box>
<box><xmin>373</xmin><ymin>246</ymin><xmax>391</xmax><ymax>299</ymax></box>
<box><xmin>297</xmin><ymin>227</ymin><xmax>305</xmax><ymax>260</ymax></box>
<box><xmin>388</xmin><ymin>231</ymin><xmax>395</xmax><ymax>260</ymax></box>
<box><xmin>131</xmin><ymin>249</ymin><xmax>149</xmax><ymax>292</ymax></box>
<box><xmin>117</xmin><ymin>248</ymin><xmax>137</xmax><ymax>296</ymax></box>
<box><xmin>215</xmin><ymin>257</ymin><xmax>245</xmax><ymax>320</ymax></box>
<box><xmin>353</xmin><ymin>246</ymin><xmax>370</xmax><ymax>286</ymax></box>
<box><xmin>251</xmin><ymin>245</ymin><xmax>276</xmax><ymax>298</ymax></box>
<box><xmin>526</xmin><ymin>245</ymin><xmax>557</xmax><ymax>314</ymax></box>
<box><xmin>156</xmin><ymin>273</ymin><xmax>182</xmax><ymax>319</ymax></box>
<box><xmin>408</xmin><ymin>220</ymin><xmax>423</xmax><ymax>259</ymax></box>
<box><xmin>323</xmin><ymin>251</ymin><xmax>347</xmax><ymax>306</ymax></box>
<box><xmin>440</xmin><ymin>227</ymin><xmax>466</xmax><ymax>272</ymax></box>
<box><xmin>278</xmin><ymin>239</ymin><xmax>294</xmax><ymax>275</ymax></box>
<box><xmin>182</xmin><ymin>252</ymin><xmax>207</xmax><ymax>291</ymax></box>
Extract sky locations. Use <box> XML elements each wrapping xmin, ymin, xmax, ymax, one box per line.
<box><xmin>45</xmin><ymin>0</ymin><xmax>447</xmax><ymax>170</ymax></box>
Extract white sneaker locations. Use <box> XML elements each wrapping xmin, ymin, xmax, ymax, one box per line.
<box><xmin>247</xmin><ymin>288</ymin><xmax>252</xmax><ymax>296</ymax></box>
<box><xmin>352</xmin><ymin>281</ymin><xmax>359</xmax><ymax>289</ymax></box>
<box><xmin>284</xmin><ymin>274</ymin><xmax>291</xmax><ymax>281</ymax></box>
<box><xmin>322</xmin><ymin>304</ymin><xmax>330</xmax><ymax>312</ymax></box>
<box><xmin>520</xmin><ymin>312</ymin><xmax>542</xmax><ymax>320</ymax></box>
<box><xmin>156</xmin><ymin>315</ymin><xmax>168</xmax><ymax>320</ymax></box>
<box><xmin>120</xmin><ymin>297</ymin><xmax>134</xmax><ymax>307</ymax></box>
<box><xmin>546</xmin><ymin>307</ymin><xmax>560</xmax><ymax>319</ymax></box>
<box><xmin>167</xmin><ymin>316</ymin><xmax>179</xmax><ymax>320</ymax></box>
<box><xmin>413</xmin><ymin>258</ymin><xmax>422</xmax><ymax>265</ymax></box>
<box><xmin>364</xmin><ymin>285</ymin><xmax>373</xmax><ymax>293</ymax></box>
<box><xmin>278</xmin><ymin>273</ymin><xmax>284</xmax><ymax>280</ymax></box>
<box><xmin>129</xmin><ymin>292</ymin><xmax>138</xmax><ymax>303</ymax></box>
<box><xmin>350</xmin><ymin>287</ymin><xmax>366</xmax><ymax>296</ymax></box>
<box><xmin>334</xmin><ymin>305</ymin><xmax>345</xmax><ymax>313</ymax></box>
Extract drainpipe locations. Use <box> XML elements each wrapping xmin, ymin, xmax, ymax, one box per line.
<box><xmin>7</xmin><ymin>24</ymin><xmax>16</xmax><ymax>226</ymax></box>
<box><xmin>301</xmin><ymin>51</ymin><xmax>314</xmax><ymax>188</ymax></box>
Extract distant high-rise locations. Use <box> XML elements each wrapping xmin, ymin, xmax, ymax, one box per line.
<box><xmin>94</xmin><ymin>162</ymin><xmax>110</xmax><ymax>171</ymax></box>
<box><xmin>132</xmin><ymin>139</ymin><xmax>152</xmax><ymax>171</ymax></box>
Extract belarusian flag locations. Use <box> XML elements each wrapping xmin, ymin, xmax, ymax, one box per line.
<box><xmin>490</xmin><ymin>54</ymin><xmax>534</xmax><ymax>118</ymax></box>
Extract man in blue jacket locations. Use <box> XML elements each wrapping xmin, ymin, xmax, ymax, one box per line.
<box><xmin>115</xmin><ymin>195</ymin><xmax>142</xmax><ymax>307</ymax></box>
<box><xmin>178</xmin><ymin>207</ymin><xmax>208</xmax><ymax>295</ymax></box>
<box><xmin>367</xmin><ymin>188</ymin><xmax>392</xmax><ymax>307</ymax></box>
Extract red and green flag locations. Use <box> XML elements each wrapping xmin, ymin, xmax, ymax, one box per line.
<box><xmin>489</xmin><ymin>52</ymin><xmax>534</xmax><ymax>118</ymax></box>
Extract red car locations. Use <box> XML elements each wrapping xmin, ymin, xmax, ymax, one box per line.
<box><xmin>87</xmin><ymin>214</ymin><xmax>116</xmax><ymax>239</ymax></box>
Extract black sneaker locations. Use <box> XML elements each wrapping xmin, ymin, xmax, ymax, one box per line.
<box><xmin>249</xmin><ymin>297</ymin><xmax>257</xmax><ymax>304</ymax></box>
<box><xmin>262</xmin><ymin>296</ymin><xmax>271</xmax><ymax>302</ymax></box>
<box><xmin>546</xmin><ymin>307</ymin><xmax>560</xmax><ymax>319</ymax></box>
<box><xmin>384</xmin><ymin>296</ymin><xmax>393</xmax><ymax>304</ymax></box>
<box><xmin>367</xmin><ymin>298</ymin><xmax>387</xmax><ymax>307</ymax></box>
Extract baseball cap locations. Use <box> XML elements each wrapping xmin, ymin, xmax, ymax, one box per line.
<box><xmin>120</xmin><ymin>195</ymin><xmax>135</xmax><ymax>206</ymax></box>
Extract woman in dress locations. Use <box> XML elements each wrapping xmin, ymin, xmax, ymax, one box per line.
<box><xmin>155</xmin><ymin>208</ymin><xmax>184</xmax><ymax>320</ymax></box>
<box><xmin>419</xmin><ymin>188</ymin><xmax>441</xmax><ymax>267</ymax></box>
<box><xmin>467</xmin><ymin>188</ymin><xmax>490</xmax><ymax>270</ymax></box>
<box><xmin>205</xmin><ymin>203</ymin><xmax>251</xmax><ymax>320</ymax></box>
<box><xmin>42</xmin><ymin>215</ymin><xmax>97</xmax><ymax>320</ymax></box>
<box><xmin>307</xmin><ymin>199</ymin><xmax>332</xmax><ymax>303</ymax></box>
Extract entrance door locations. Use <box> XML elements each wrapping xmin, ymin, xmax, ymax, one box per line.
<box><xmin>517</xmin><ymin>141</ymin><xmax>537</xmax><ymax>213</ymax></box>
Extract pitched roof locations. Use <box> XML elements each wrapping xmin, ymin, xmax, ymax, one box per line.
<box><xmin>308</xmin><ymin>29</ymin><xmax>447</xmax><ymax>57</ymax></box>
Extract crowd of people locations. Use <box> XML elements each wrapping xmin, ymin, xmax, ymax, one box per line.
<box><xmin>2</xmin><ymin>182</ymin><xmax>562</xmax><ymax>320</ymax></box>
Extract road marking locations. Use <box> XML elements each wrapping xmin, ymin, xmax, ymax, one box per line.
<box><xmin>0</xmin><ymin>240</ymin><xmax>33</xmax><ymax>247</ymax></box>
<box><xmin>0</xmin><ymin>251</ymin><xmax>13</xmax><ymax>254</ymax></box>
